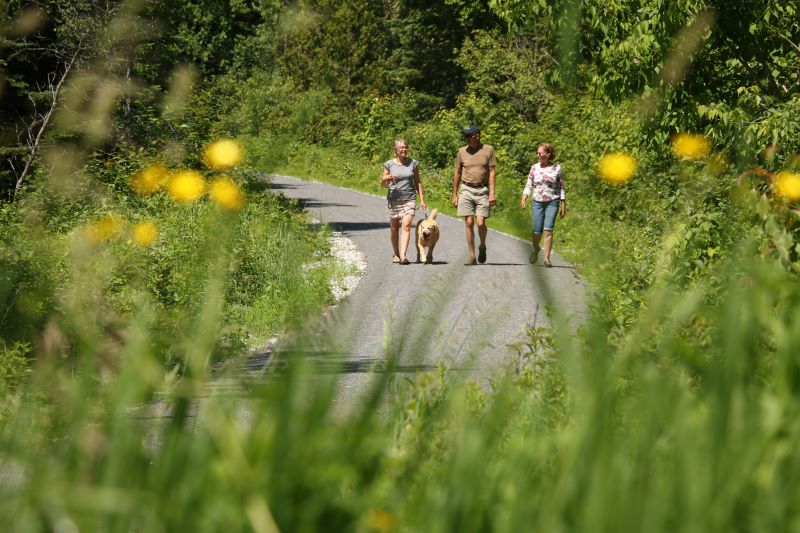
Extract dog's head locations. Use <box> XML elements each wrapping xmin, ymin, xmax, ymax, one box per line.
<box><xmin>418</xmin><ymin>209</ymin><xmax>439</xmax><ymax>242</ymax></box>
<box><xmin>419</xmin><ymin>221</ymin><xmax>438</xmax><ymax>240</ymax></box>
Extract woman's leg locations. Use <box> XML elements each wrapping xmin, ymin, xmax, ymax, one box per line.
<box><xmin>530</xmin><ymin>201</ymin><xmax>544</xmax><ymax>262</ymax></box>
<box><xmin>390</xmin><ymin>218</ymin><xmax>400</xmax><ymax>258</ymax></box>
<box><xmin>542</xmin><ymin>230</ymin><xmax>553</xmax><ymax>261</ymax></box>
<box><xmin>399</xmin><ymin>213</ymin><xmax>414</xmax><ymax>260</ymax></box>
<box><xmin>542</xmin><ymin>199</ymin><xmax>560</xmax><ymax>263</ymax></box>
<box><xmin>532</xmin><ymin>232</ymin><xmax>542</xmax><ymax>250</ymax></box>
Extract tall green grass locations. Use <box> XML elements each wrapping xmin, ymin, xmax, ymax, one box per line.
<box><xmin>3</xmin><ymin>215</ymin><xmax>800</xmax><ymax>530</ymax></box>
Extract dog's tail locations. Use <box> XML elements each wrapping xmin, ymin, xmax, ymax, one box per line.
<box><xmin>428</xmin><ymin>208</ymin><xmax>439</xmax><ymax>220</ymax></box>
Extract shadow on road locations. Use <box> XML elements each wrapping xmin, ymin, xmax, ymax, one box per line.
<box><xmin>264</xmin><ymin>182</ymin><xmax>298</xmax><ymax>190</ymax></box>
<box><xmin>247</xmin><ymin>349</ymin><xmax>436</xmax><ymax>375</ymax></box>
<box><xmin>295</xmin><ymin>199</ymin><xmax>356</xmax><ymax>210</ymax></box>
<box><xmin>324</xmin><ymin>221</ymin><xmax>388</xmax><ymax>232</ymax></box>
<box><xmin>475</xmin><ymin>262</ymin><xmax>527</xmax><ymax>266</ymax></box>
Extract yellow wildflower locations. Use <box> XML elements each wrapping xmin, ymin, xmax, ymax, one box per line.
<box><xmin>87</xmin><ymin>214</ymin><xmax>124</xmax><ymax>243</ymax></box>
<box><xmin>203</xmin><ymin>139</ymin><xmax>243</xmax><ymax>171</ymax></box>
<box><xmin>132</xmin><ymin>221</ymin><xmax>158</xmax><ymax>246</ymax></box>
<box><xmin>597</xmin><ymin>152</ymin><xmax>637</xmax><ymax>185</ymax></box>
<box><xmin>168</xmin><ymin>170</ymin><xmax>206</xmax><ymax>203</ymax></box>
<box><xmin>130</xmin><ymin>163</ymin><xmax>169</xmax><ymax>195</ymax></box>
<box><xmin>775</xmin><ymin>171</ymin><xmax>800</xmax><ymax>201</ymax></box>
<box><xmin>671</xmin><ymin>132</ymin><xmax>711</xmax><ymax>160</ymax></box>
<box><xmin>210</xmin><ymin>176</ymin><xmax>246</xmax><ymax>210</ymax></box>
<box><xmin>366</xmin><ymin>509</ymin><xmax>395</xmax><ymax>532</ymax></box>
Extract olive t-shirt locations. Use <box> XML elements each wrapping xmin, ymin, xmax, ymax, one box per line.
<box><xmin>454</xmin><ymin>144</ymin><xmax>496</xmax><ymax>186</ymax></box>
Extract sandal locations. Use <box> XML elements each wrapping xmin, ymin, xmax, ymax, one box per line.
<box><xmin>392</xmin><ymin>255</ymin><xmax>401</xmax><ymax>263</ymax></box>
<box><xmin>400</xmin><ymin>257</ymin><xmax>410</xmax><ymax>265</ymax></box>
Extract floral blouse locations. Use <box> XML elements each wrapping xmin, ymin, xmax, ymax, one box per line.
<box><xmin>523</xmin><ymin>163</ymin><xmax>565</xmax><ymax>202</ymax></box>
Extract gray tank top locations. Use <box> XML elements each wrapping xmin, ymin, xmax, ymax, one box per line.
<box><xmin>384</xmin><ymin>158</ymin><xmax>418</xmax><ymax>202</ymax></box>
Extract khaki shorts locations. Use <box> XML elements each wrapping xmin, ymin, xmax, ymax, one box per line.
<box><xmin>387</xmin><ymin>199</ymin><xmax>416</xmax><ymax>220</ymax></box>
<box><xmin>457</xmin><ymin>185</ymin><xmax>491</xmax><ymax>218</ymax></box>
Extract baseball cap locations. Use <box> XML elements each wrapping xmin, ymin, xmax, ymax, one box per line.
<box><xmin>462</xmin><ymin>125</ymin><xmax>481</xmax><ymax>137</ymax></box>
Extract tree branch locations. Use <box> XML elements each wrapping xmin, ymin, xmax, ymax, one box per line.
<box><xmin>12</xmin><ymin>46</ymin><xmax>81</xmax><ymax>200</ymax></box>
<box><xmin>777</xmin><ymin>32</ymin><xmax>800</xmax><ymax>56</ymax></box>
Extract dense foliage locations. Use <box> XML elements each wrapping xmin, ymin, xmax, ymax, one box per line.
<box><xmin>0</xmin><ymin>1</ymin><xmax>344</xmax><ymax>386</ymax></box>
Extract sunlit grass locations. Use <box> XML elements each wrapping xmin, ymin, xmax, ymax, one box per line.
<box><xmin>4</xmin><ymin>229</ymin><xmax>800</xmax><ymax>530</ymax></box>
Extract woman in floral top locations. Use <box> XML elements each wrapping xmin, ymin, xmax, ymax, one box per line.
<box><xmin>520</xmin><ymin>143</ymin><xmax>567</xmax><ymax>267</ymax></box>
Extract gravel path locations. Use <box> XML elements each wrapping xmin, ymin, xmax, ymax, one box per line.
<box><xmin>258</xmin><ymin>174</ymin><xmax>588</xmax><ymax>407</ymax></box>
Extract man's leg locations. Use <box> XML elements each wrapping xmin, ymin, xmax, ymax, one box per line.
<box><xmin>476</xmin><ymin>215</ymin><xmax>487</xmax><ymax>263</ymax></box>
<box><xmin>464</xmin><ymin>215</ymin><xmax>476</xmax><ymax>263</ymax></box>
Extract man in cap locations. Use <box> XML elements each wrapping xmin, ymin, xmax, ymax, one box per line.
<box><xmin>451</xmin><ymin>125</ymin><xmax>496</xmax><ymax>265</ymax></box>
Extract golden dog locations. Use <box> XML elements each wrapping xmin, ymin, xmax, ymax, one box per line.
<box><xmin>415</xmin><ymin>208</ymin><xmax>440</xmax><ymax>264</ymax></box>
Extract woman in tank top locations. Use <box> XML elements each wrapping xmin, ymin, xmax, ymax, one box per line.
<box><xmin>380</xmin><ymin>138</ymin><xmax>426</xmax><ymax>264</ymax></box>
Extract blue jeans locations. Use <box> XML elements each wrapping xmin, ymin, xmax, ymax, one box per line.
<box><xmin>532</xmin><ymin>198</ymin><xmax>560</xmax><ymax>234</ymax></box>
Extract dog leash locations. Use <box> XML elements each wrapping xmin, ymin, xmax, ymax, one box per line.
<box><xmin>418</xmin><ymin>205</ymin><xmax>429</xmax><ymax>220</ymax></box>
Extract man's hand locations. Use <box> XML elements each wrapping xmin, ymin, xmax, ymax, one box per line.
<box><xmin>488</xmin><ymin>193</ymin><xmax>496</xmax><ymax>207</ymax></box>
<box><xmin>451</xmin><ymin>193</ymin><xmax>458</xmax><ymax>208</ymax></box>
